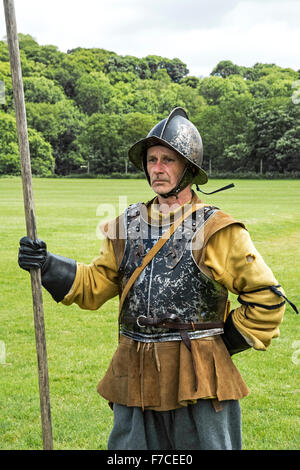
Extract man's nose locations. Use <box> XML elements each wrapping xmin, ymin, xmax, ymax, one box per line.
<box><xmin>152</xmin><ymin>160</ymin><xmax>164</xmax><ymax>173</ymax></box>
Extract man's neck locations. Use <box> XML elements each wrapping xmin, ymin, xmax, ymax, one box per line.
<box><xmin>156</xmin><ymin>186</ymin><xmax>193</xmax><ymax>214</ymax></box>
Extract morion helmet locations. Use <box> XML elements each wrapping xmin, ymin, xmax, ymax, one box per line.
<box><xmin>128</xmin><ymin>107</ymin><xmax>208</xmax><ymax>197</ymax></box>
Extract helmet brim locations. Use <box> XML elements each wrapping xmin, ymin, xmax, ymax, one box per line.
<box><xmin>128</xmin><ymin>136</ymin><xmax>208</xmax><ymax>185</ymax></box>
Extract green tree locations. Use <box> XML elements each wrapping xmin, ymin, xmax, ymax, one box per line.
<box><xmin>163</xmin><ymin>57</ymin><xmax>189</xmax><ymax>83</ymax></box>
<box><xmin>0</xmin><ymin>60</ymin><xmax>13</xmax><ymax>110</ymax></box>
<box><xmin>211</xmin><ymin>60</ymin><xmax>244</xmax><ymax>78</ymax></box>
<box><xmin>75</xmin><ymin>113</ymin><xmax>123</xmax><ymax>174</ymax></box>
<box><xmin>107</xmin><ymin>71</ymin><xmax>137</xmax><ymax>85</ymax></box>
<box><xmin>224</xmin><ymin>100</ymin><xmax>300</xmax><ymax>173</ymax></box>
<box><xmin>248</xmin><ymin>72</ymin><xmax>297</xmax><ymax>99</ymax></box>
<box><xmin>198</xmin><ymin>75</ymin><xmax>249</xmax><ymax>105</ymax></box>
<box><xmin>198</xmin><ymin>76</ymin><xmax>226</xmax><ymax>105</ymax></box>
<box><xmin>144</xmin><ymin>55</ymin><xmax>188</xmax><ymax>82</ymax></box>
<box><xmin>1</xmin><ymin>34</ymin><xmax>299</xmax><ymax>176</ymax></box>
<box><xmin>45</xmin><ymin>55</ymin><xmax>85</xmax><ymax>98</ymax></box>
<box><xmin>0</xmin><ymin>111</ymin><xmax>54</xmax><ymax>175</ymax></box>
<box><xmin>74</xmin><ymin>72</ymin><xmax>114</xmax><ymax>115</ymax></box>
<box><xmin>26</xmin><ymin>99</ymin><xmax>86</xmax><ymax>174</ymax></box>
<box><xmin>23</xmin><ymin>76</ymin><xmax>65</xmax><ymax>103</ymax></box>
<box><xmin>18</xmin><ymin>34</ymin><xmax>41</xmax><ymax>60</ymax></box>
<box><xmin>76</xmin><ymin>112</ymin><xmax>156</xmax><ymax>174</ymax></box>
<box><xmin>66</xmin><ymin>47</ymin><xmax>115</xmax><ymax>74</ymax></box>
<box><xmin>194</xmin><ymin>92</ymin><xmax>254</xmax><ymax>171</ymax></box>
<box><xmin>119</xmin><ymin>112</ymin><xmax>157</xmax><ymax>170</ymax></box>
<box><xmin>145</xmin><ymin>55</ymin><xmax>163</xmax><ymax>76</ymax></box>
<box><xmin>27</xmin><ymin>127</ymin><xmax>54</xmax><ymax>175</ymax></box>
<box><xmin>104</xmin><ymin>55</ymin><xmax>139</xmax><ymax>76</ymax></box>
<box><xmin>0</xmin><ymin>40</ymin><xmax>9</xmax><ymax>61</ymax></box>
<box><xmin>245</xmin><ymin>63</ymin><xmax>297</xmax><ymax>81</ymax></box>
<box><xmin>106</xmin><ymin>81</ymin><xmax>136</xmax><ymax>114</ymax></box>
<box><xmin>193</xmin><ymin>105</ymin><xmax>224</xmax><ymax>171</ymax></box>
<box><xmin>0</xmin><ymin>111</ymin><xmax>19</xmax><ymax>174</ymax></box>
<box><xmin>276</xmin><ymin>126</ymin><xmax>300</xmax><ymax>172</ymax></box>
<box><xmin>180</xmin><ymin>76</ymin><xmax>201</xmax><ymax>89</ymax></box>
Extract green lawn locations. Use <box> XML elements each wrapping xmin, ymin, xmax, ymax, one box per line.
<box><xmin>0</xmin><ymin>177</ymin><xmax>299</xmax><ymax>450</ymax></box>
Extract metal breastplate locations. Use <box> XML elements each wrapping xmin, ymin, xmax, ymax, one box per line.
<box><xmin>119</xmin><ymin>203</ymin><xmax>228</xmax><ymax>342</ymax></box>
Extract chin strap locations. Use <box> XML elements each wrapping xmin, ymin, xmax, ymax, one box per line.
<box><xmin>196</xmin><ymin>183</ymin><xmax>235</xmax><ymax>195</ymax></box>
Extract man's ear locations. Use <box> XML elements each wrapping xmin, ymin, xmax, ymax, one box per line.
<box><xmin>190</xmin><ymin>164</ymin><xmax>198</xmax><ymax>175</ymax></box>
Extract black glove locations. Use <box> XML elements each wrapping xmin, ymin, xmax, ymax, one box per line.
<box><xmin>222</xmin><ymin>312</ymin><xmax>251</xmax><ymax>355</ymax></box>
<box><xmin>18</xmin><ymin>237</ymin><xmax>48</xmax><ymax>271</ymax></box>
<box><xmin>18</xmin><ymin>236</ymin><xmax>77</xmax><ymax>302</ymax></box>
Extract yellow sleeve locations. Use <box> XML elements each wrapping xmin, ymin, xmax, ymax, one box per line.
<box><xmin>205</xmin><ymin>224</ymin><xmax>285</xmax><ymax>350</ymax></box>
<box><xmin>62</xmin><ymin>236</ymin><xmax>119</xmax><ymax>310</ymax></box>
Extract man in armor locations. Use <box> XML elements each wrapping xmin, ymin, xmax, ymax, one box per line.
<box><xmin>18</xmin><ymin>108</ymin><xmax>295</xmax><ymax>450</ymax></box>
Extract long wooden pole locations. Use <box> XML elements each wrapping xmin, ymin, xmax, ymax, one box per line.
<box><xmin>3</xmin><ymin>0</ymin><xmax>53</xmax><ymax>450</ymax></box>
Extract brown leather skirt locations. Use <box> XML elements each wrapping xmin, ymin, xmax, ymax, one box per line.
<box><xmin>97</xmin><ymin>334</ymin><xmax>249</xmax><ymax>411</ymax></box>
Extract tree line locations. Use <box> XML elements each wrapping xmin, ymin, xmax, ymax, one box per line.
<box><xmin>0</xmin><ymin>34</ymin><xmax>299</xmax><ymax>177</ymax></box>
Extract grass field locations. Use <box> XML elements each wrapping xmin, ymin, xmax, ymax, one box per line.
<box><xmin>0</xmin><ymin>177</ymin><xmax>299</xmax><ymax>450</ymax></box>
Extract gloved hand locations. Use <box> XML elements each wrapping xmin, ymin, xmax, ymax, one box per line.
<box><xmin>18</xmin><ymin>236</ymin><xmax>77</xmax><ymax>302</ymax></box>
<box><xmin>18</xmin><ymin>236</ymin><xmax>47</xmax><ymax>271</ymax></box>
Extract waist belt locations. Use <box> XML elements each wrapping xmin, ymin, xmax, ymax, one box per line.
<box><xmin>135</xmin><ymin>314</ymin><xmax>224</xmax><ymax>330</ymax></box>
<box><xmin>123</xmin><ymin>314</ymin><xmax>224</xmax><ymax>391</ymax></box>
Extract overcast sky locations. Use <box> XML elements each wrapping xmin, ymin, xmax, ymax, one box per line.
<box><xmin>1</xmin><ymin>0</ymin><xmax>299</xmax><ymax>77</ymax></box>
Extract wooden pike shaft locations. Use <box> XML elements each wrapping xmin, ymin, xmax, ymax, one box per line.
<box><xmin>3</xmin><ymin>0</ymin><xmax>53</xmax><ymax>450</ymax></box>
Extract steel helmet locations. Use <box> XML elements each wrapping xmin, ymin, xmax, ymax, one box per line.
<box><xmin>128</xmin><ymin>107</ymin><xmax>208</xmax><ymax>196</ymax></box>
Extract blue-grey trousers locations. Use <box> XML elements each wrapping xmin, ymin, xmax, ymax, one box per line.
<box><xmin>107</xmin><ymin>399</ymin><xmax>242</xmax><ymax>450</ymax></box>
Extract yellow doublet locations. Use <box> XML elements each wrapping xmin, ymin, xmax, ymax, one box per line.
<box><xmin>62</xmin><ymin>196</ymin><xmax>285</xmax><ymax>410</ymax></box>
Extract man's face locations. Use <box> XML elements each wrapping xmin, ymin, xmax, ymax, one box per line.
<box><xmin>146</xmin><ymin>145</ymin><xmax>186</xmax><ymax>195</ymax></box>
